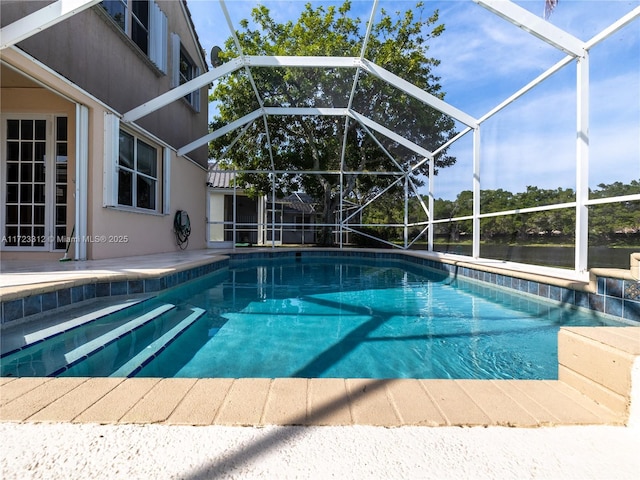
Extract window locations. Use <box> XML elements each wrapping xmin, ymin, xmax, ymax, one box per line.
<box><xmin>101</xmin><ymin>0</ymin><xmax>167</xmax><ymax>72</ymax></box>
<box><xmin>171</xmin><ymin>33</ymin><xmax>201</xmax><ymax>111</ymax></box>
<box><xmin>117</xmin><ymin>130</ymin><xmax>158</xmax><ymax>211</ymax></box>
<box><xmin>102</xmin><ymin>0</ymin><xmax>126</xmax><ymax>30</ymax></box>
<box><xmin>131</xmin><ymin>0</ymin><xmax>150</xmax><ymax>54</ymax></box>
<box><xmin>180</xmin><ymin>48</ymin><xmax>198</xmax><ymax>106</ymax></box>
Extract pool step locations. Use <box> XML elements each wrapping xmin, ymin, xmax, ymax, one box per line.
<box><xmin>23</xmin><ymin>299</ymin><xmax>147</xmax><ymax>346</ymax></box>
<box><xmin>110</xmin><ymin>307</ymin><xmax>206</xmax><ymax>377</ymax></box>
<box><xmin>57</xmin><ymin>304</ymin><xmax>177</xmax><ymax>373</ymax></box>
<box><xmin>1</xmin><ymin>298</ymin><xmax>152</xmax><ymax>357</ymax></box>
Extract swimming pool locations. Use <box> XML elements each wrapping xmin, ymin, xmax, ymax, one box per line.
<box><xmin>0</xmin><ymin>255</ymin><xmax>625</xmax><ymax>379</ymax></box>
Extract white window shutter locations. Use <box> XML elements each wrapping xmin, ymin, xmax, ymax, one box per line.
<box><xmin>103</xmin><ymin>113</ymin><xmax>120</xmax><ymax>207</ymax></box>
<box><xmin>163</xmin><ymin>148</ymin><xmax>171</xmax><ymax>214</ymax></box>
<box><xmin>171</xmin><ymin>33</ymin><xmax>181</xmax><ymax>88</ymax></box>
<box><xmin>149</xmin><ymin>1</ymin><xmax>168</xmax><ymax>73</ymax></box>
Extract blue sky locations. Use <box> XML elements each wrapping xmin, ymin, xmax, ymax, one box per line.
<box><xmin>186</xmin><ymin>0</ymin><xmax>640</xmax><ymax>200</ymax></box>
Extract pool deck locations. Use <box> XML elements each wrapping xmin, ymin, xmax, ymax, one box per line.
<box><xmin>0</xmin><ymin>375</ymin><xmax>631</xmax><ymax>427</ymax></box>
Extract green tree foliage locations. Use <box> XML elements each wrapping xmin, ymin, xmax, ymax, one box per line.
<box><xmin>209</xmin><ymin>1</ymin><xmax>456</xmax><ymax>245</ymax></box>
<box><xmin>590</xmin><ymin>180</ymin><xmax>640</xmax><ymax>242</ymax></box>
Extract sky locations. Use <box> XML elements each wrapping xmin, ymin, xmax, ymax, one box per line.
<box><xmin>186</xmin><ymin>0</ymin><xmax>640</xmax><ymax>200</ymax></box>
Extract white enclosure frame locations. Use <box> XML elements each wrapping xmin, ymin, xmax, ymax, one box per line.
<box><xmin>3</xmin><ymin>0</ymin><xmax>639</xmax><ymax>278</ymax></box>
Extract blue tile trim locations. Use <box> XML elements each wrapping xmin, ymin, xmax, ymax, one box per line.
<box><xmin>575</xmin><ymin>291</ymin><xmax>590</xmax><ymax>309</ymax></box>
<box><xmin>144</xmin><ymin>278</ymin><xmax>161</xmax><ymax>293</ymax></box>
<box><xmin>605</xmin><ymin>296</ymin><xmax>624</xmax><ymax>317</ymax></box>
<box><xmin>1</xmin><ymin>252</ymin><xmax>635</xmax><ymax>325</ymax></box>
<box><xmin>23</xmin><ymin>295</ymin><xmax>42</xmax><ymax>317</ymax></box>
<box><xmin>605</xmin><ymin>278</ymin><xmax>624</xmax><ymax>298</ymax></box>
<box><xmin>57</xmin><ymin>288</ymin><xmax>71</xmax><ymax>307</ymax></box>
<box><xmin>96</xmin><ymin>283</ymin><xmax>111</xmax><ymax>297</ymax></box>
<box><xmin>111</xmin><ymin>281</ymin><xmax>128</xmax><ymax>296</ymax></box>
<box><xmin>71</xmin><ymin>286</ymin><xmax>84</xmax><ymax>303</ymax></box>
<box><xmin>2</xmin><ymin>300</ymin><xmax>24</xmax><ymax>324</ymax></box>
<box><xmin>623</xmin><ymin>299</ymin><xmax>640</xmax><ymax>322</ymax></box>
<box><xmin>128</xmin><ymin>280</ymin><xmax>144</xmax><ymax>295</ymax></box>
<box><xmin>83</xmin><ymin>284</ymin><xmax>96</xmax><ymax>300</ymax></box>
<box><xmin>42</xmin><ymin>292</ymin><xmax>58</xmax><ymax>312</ymax></box>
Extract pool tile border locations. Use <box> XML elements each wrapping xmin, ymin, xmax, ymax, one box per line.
<box><xmin>1</xmin><ymin>259</ymin><xmax>229</xmax><ymax>325</ymax></box>
<box><xmin>1</xmin><ymin>249</ymin><xmax>638</xmax><ymax>326</ymax></box>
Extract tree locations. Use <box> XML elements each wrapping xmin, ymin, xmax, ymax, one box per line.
<box><xmin>434</xmin><ymin>190</ymin><xmax>472</xmax><ymax>242</ymax></box>
<box><xmin>209</xmin><ymin>1</ymin><xmax>457</xmax><ymax>245</ymax></box>
<box><xmin>590</xmin><ymin>181</ymin><xmax>640</xmax><ymax>243</ymax></box>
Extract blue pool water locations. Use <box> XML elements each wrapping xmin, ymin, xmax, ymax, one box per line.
<box><xmin>1</xmin><ymin>256</ymin><xmax>624</xmax><ymax>379</ymax></box>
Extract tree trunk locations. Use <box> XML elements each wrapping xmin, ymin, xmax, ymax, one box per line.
<box><xmin>318</xmin><ymin>186</ymin><xmax>338</xmax><ymax>246</ymax></box>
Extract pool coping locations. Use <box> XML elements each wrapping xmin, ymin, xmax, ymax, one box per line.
<box><xmin>1</xmin><ymin>249</ymin><xmax>639</xmax><ymax>428</ymax></box>
<box><xmin>0</xmin><ymin>376</ymin><xmax>627</xmax><ymax>427</ymax></box>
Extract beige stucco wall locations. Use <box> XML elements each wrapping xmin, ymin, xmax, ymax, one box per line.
<box><xmin>88</xmin><ymin>148</ymin><xmax>207</xmax><ymax>260</ymax></box>
<box><xmin>1</xmin><ymin>48</ymin><xmax>207</xmax><ymax>260</ymax></box>
<box><xmin>0</xmin><ymin>1</ymin><xmax>209</xmax><ymax>167</ymax></box>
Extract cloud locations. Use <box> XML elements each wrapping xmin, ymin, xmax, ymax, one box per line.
<box><xmin>433</xmin><ymin>64</ymin><xmax>639</xmax><ymax>200</ymax></box>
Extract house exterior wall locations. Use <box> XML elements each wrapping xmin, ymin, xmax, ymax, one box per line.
<box><xmin>0</xmin><ymin>0</ymin><xmax>208</xmax><ymax>260</ymax></box>
<box><xmin>0</xmin><ymin>0</ymin><xmax>209</xmax><ymax>167</ymax></box>
<box><xmin>85</xmin><ymin>108</ymin><xmax>206</xmax><ymax>260</ymax></box>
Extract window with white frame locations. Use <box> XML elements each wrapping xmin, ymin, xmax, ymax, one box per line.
<box><xmin>101</xmin><ymin>0</ymin><xmax>167</xmax><ymax>72</ymax></box>
<box><xmin>171</xmin><ymin>33</ymin><xmax>201</xmax><ymax>111</ymax></box>
<box><xmin>130</xmin><ymin>0</ymin><xmax>150</xmax><ymax>54</ymax></box>
<box><xmin>102</xmin><ymin>0</ymin><xmax>126</xmax><ymax>30</ymax></box>
<box><xmin>117</xmin><ymin>130</ymin><xmax>158</xmax><ymax>211</ymax></box>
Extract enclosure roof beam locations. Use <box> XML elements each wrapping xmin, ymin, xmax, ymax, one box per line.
<box><xmin>177</xmin><ymin>109</ymin><xmax>263</xmax><ymax>156</ymax></box>
<box><xmin>357</xmin><ymin>121</ymin><xmax>406</xmax><ymax>174</ymax></box>
<box><xmin>474</xmin><ymin>0</ymin><xmax>585</xmax><ymax>57</ymax></box>
<box><xmin>359</xmin><ymin>59</ymin><xmax>478</xmax><ymax>128</ymax></box>
<box><xmin>348</xmin><ymin>109</ymin><xmax>433</xmax><ymax>159</ymax></box>
<box><xmin>585</xmin><ymin>5</ymin><xmax>640</xmax><ymax>50</ymax></box>
<box><xmin>343</xmin><ymin>176</ymin><xmax>404</xmax><ymax>224</ymax></box>
<box><xmin>181</xmin><ymin>105</ymin><xmax>433</xmax><ymax>160</ymax></box>
<box><xmin>262</xmin><ymin>105</ymin><xmax>435</xmax><ymax>161</ymax></box>
<box><xmin>478</xmin><ymin>54</ymin><xmax>575</xmax><ymax>124</ymax></box>
<box><xmin>244</xmin><ymin>56</ymin><xmax>360</xmax><ymax>68</ymax></box>
<box><xmin>263</xmin><ymin>107</ymin><xmax>349</xmax><ymax>117</ymax></box>
<box><xmin>346</xmin><ymin>0</ymin><xmax>379</xmax><ymax>111</ymax></box>
<box><xmin>123</xmin><ymin>57</ymin><xmax>244</xmax><ymax>123</ymax></box>
<box><xmin>0</xmin><ymin>0</ymin><xmax>101</xmax><ymax>50</ymax></box>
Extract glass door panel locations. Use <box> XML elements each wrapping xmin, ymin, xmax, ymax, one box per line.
<box><xmin>4</xmin><ymin>119</ymin><xmax>47</xmax><ymax>247</ymax></box>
